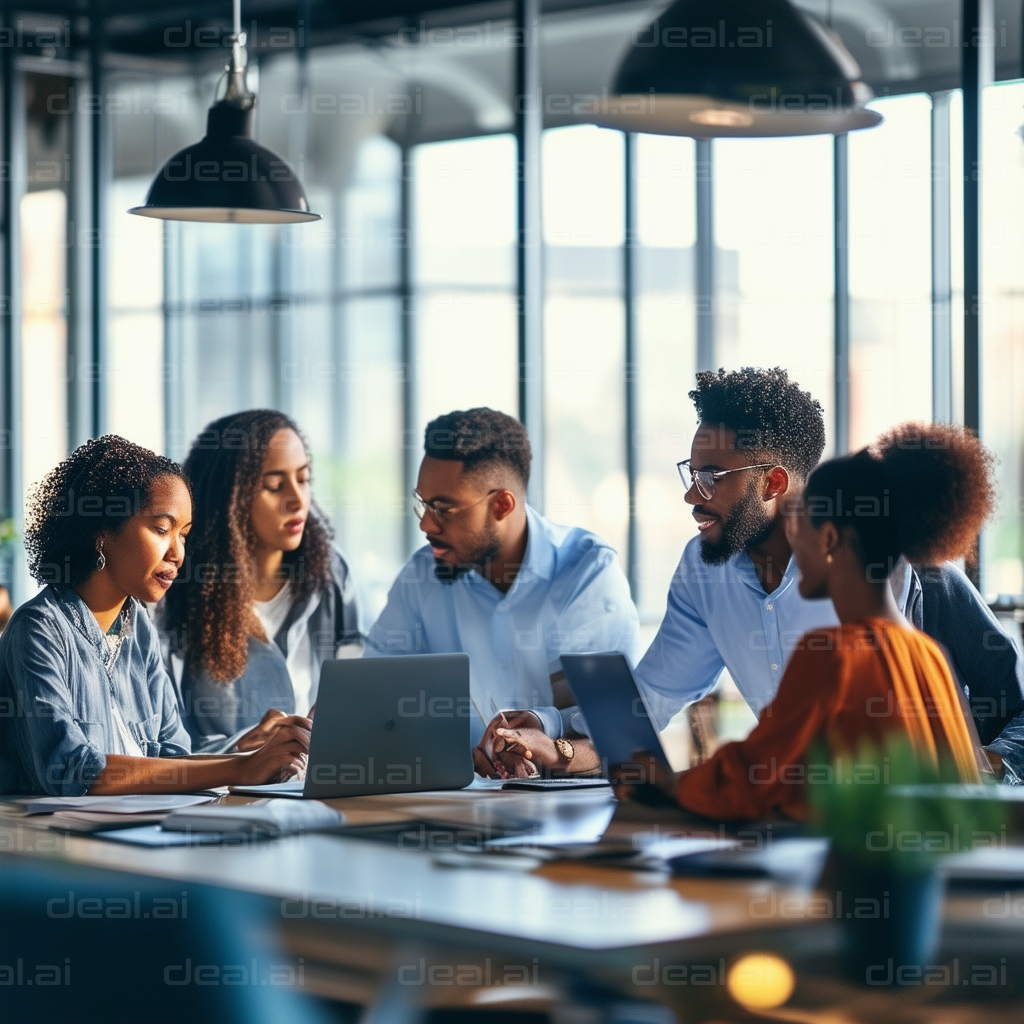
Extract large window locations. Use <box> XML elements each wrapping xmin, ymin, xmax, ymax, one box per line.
<box><xmin>107</xmin><ymin>178</ymin><xmax>164</xmax><ymax>454</ymax></box>
<box><xmin>715</xmin><ymin>134</ymin><xmax>835</xmax><ymax>451</ymax></box>
<box><xmin>634</xmin><ymin>134</ymin><xmax>698</xmax><ymax>620</ymax></box>
<box><xmin>848</xmin><ymin>94</ymin><xmax>934</xmax><ymax>451</ymax></box>
<box><xmin>543</xmin><ymin>125</ymin><xmax>627</xmax><ymax>559</ymax></box>
<box><xmin>981</xmin><ymin>82</ymin><xmax>1024</xmax><ymax>599</ymax></box>
<box><xmin>413</xmin><ymin>135</ymin><xmax>518</xmax><ymax>434</ymax></box>
<box><xmin>9</xmin><ymin>17</ymin><xmax>1022</xmax><ymax>627</ymax></box>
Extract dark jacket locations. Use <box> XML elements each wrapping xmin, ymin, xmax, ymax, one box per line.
<box><xmin>907</xmin><ymin>562</ymin><xmax>1024</xmax><ymax>783</ymax></box>
<box><xmin>165</xmin><ymin>549</ymin><xmax>360</xmax><ymax>753</ymax></box>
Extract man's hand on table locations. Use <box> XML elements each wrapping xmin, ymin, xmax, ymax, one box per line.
<box><xmin>474</xmin><ymin>710</ymin><xmax>602</xmax><ymax>778</ymax></box>
<box><xmin>474</xmin><ymin>711</ymin><xmax>545</xmax><ymax>778</ymax></box>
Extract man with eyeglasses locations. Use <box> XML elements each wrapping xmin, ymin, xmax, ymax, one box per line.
<box><xmin>364</xmin><ymin>407</ymin><xmax>640</xmax><ymax>775</ymax></box>
<box><xmin>492</xmin><ymin>367</ymin><xmax>1024</xmax><ymax>784</ymax></box>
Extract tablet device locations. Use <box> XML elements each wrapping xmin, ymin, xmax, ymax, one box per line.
<box><xmin>559</xmin><ymin>652</ymin><xmax>672</xmax><ymax>771</ymax></box>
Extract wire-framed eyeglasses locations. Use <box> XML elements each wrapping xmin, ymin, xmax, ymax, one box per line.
<box><xmin>676</xmin><ymin>460</ymin><xmax>774</xmax><ymax>501</ymax></box>
<box><xmin>412</xmin><ymin>489</ymin><xmax>499</xmax><ymax>522</ymax></box>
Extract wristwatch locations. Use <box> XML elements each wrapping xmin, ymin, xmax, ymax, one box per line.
<box><xmin>554</xmin><ymin>737</ymin><xmax>575</xmax><ymax>764</ymax></box>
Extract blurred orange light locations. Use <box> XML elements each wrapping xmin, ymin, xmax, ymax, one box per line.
<box><xmin>726</xmin><ymin>952</ymin><xmax>795</xmax><ymax>1009</ymax></box>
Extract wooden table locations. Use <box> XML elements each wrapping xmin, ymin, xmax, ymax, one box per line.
<box><xmin>3</xmin><ymin>787</ymin><xmax>1022</xmax><ymax>1022</ymax></box>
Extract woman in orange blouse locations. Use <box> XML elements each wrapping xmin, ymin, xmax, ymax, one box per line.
<box><xmin>625</xmin><ymin>422</ymin><xmax>991</xmax><ymax>821</ymax></box>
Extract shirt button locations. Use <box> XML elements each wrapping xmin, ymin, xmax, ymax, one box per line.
<box><xmin>766</xmin><ymin>603</ymin><xmax>773</xmax><ymax>611</ymax></box>
<box><xmin>771</xmin><ymin>663</ymin><xmax>779</xmax><ymax>671</ymax></box>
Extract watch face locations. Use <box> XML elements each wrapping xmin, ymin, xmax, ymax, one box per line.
<box><xmin>555</xmin><ymin>737</ymin><xmax>574</xmax><ymax>761</ymax></box>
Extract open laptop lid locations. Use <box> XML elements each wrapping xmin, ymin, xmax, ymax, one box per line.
<box><xmin>560</xmin><ymin>653</ymin><xmax>672</xmax><ymax>773</ymax></box>
<box><xmin>303</xmin><ymin>652</ymin><xmax>474</xmax><ymax>799</ymax></box>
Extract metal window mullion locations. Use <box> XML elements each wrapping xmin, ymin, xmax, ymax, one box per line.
<box><xmin>0</xmin><ymin>23</ymin><xmax>26</xmax><ymax>599</ymax></box>
<box><xmin>930</xmin><ymin>91</ymin><xmax>953</xmax><ymax>425</ymax></box>
<box><xmin>163</xmin><ymin>220</ymin><xmax>184</xmax><ymax>461</ymax></box>
<box><xmin>68</xmin><ymin>66</ymin><xmax>93</xmax><ymax>451</ymax></box>
<box><xmin>400</xmin><ymin>141</ymin><xmax>417</xmax><ymax>558</ymax></box>
<box><xmin>624</xmin><ymin>132</ymin><xmax>639</xmax><ymax>601</ymax></box>
<box><xmin>962</xmin><ymin>0</ymin><xmax>990</xmax><ymax>439</ymax></box>
<box><xmin>89</xmin><ymin>16</ymin><xmax>109</xmax><ymax>438</ymax></box>
<box><xmin>694</xmin><ymin>138</ymin><xmax>714</xmax><ymax>372</ymax></box>
<box><xmin>833</xmin><ymin>132</ymin><xmax>850</xmax><ymax>456</ymax></box>
<box><xmin>961</xmin><ymin>0</ymin><xmax>993</xmax><ymax>590</ymax></box>
<box><xmin>515</xmin><ymin>0</ymin><xmax>544</xmax><ymax>512</ymax></box>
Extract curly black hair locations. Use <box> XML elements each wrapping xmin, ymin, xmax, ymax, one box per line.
<box><xmin>424</xmin><ymin>408</ymin><xmax>531</xmax><ymax>488</ymax></box>
<box><xmin>161</xmin><ymin>409</ymin><xmax>334</xmax><ymax>684</ymax></box>
<box><xmin>806</xmin><ymin>423</ymin><xmax>995</xmax><ymax>572</ymax></box>
<box><xmin>689</xmin><ymin>367</ymin><xmax>826</xmax><ymax>477</ymax></box>
<box><xmin>24</xmin><ymin>436</ymin><xmax>186</xmax><ymax>587</ymax></box>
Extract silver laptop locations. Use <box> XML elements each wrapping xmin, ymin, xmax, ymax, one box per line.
<box><xmin>232</xmin><ymin>653</ymin><xmax>474</xmax><ymax>799</ymax></box>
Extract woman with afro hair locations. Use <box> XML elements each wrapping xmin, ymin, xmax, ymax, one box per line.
<box><xmin>0</xmin><ymin>436</ymin><xmax>309</xmax><ymax>795</ymax></box>
<box><xmin>617</xmin><ymin>422</ymin><xmax>992</xmax><ymax>821</ymax></box>
<box><xmin>160</xmin><ymin>410</ymin><xmax>360</xmax><ymax>753</ymax></box>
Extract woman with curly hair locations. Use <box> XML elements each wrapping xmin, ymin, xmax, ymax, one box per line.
<box><xmin>614</xmin><ymin>422</ymin><xmax>991</xmax><ymax>821</ymax></box>
<box><xmin>0</xmin><ymin>436</ymin><xmax>309</xmax><ymax>795</ymax></box>
<box><xmin>160</xmin><ymin>410</ymin><xmax>360</xmax><ymax>753</ymax></box>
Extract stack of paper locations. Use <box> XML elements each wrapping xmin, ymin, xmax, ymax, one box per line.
<box><xmin>17</xmin><ymin>794</ymin><xmax>217</xmax><ymax>834</ymax></box>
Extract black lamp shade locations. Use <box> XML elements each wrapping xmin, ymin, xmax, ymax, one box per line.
<box><xmin>588</xmin><ymin>0</ymin><xmax>881</xmax><ymax>137</ymax></box>
<box><xmin>130</xmin><ymin>105</ymin><xmax>319</xmax><ymax>223</ymax></box>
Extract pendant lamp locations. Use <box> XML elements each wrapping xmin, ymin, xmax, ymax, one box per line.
<box><xmin>129</xmin><ymin>0</ymin><xmax>319</xmax><ymax>223</ymax></box>
<box><xmin>587</xmin><ymin>0</ymin><xmax>882</xmax><ymax>138</ymax></box>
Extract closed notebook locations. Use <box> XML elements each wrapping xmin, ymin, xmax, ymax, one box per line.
<box><xmin>161</xmin><ymin>798</ymin><xmax>344</xmax><ymax>836</ymax></box>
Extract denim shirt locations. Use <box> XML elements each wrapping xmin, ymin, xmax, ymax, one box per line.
<box><xmin>0</xmin><ymin>586</ymin><xmax>191</xmax><ymax>796</ymax></box>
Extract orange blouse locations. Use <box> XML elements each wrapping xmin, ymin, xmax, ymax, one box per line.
<box><xmin>675</xmin><ymin>618</ymin><xmax>982</xmax><ymax>822</ymax></box>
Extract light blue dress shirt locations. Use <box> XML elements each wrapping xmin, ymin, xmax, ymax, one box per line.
<box><xmin>635</xmin><ymin>536</ymin><xmax>913</xmax><ymax>731</ymax></box>
<box><xmin>365</xmin><ymin>507</ymin><xmax>641</xmax><ymax>744</ymax></box>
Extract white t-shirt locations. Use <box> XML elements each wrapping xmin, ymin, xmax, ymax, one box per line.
<box><xmin>254</xmin><ymin>584</ymin><xmax>317</xmax><ymax>714</ymax></box>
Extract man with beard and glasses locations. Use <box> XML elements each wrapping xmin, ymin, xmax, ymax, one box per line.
<box><xmin>363</xmin><ymin>408</ymin><xmax>640</xmax><ymax>774</ymax></box>
<box><xmin>491</xmin><ymin>367</ymin><xmax>1024</xmax><ymax>785</ymax></box>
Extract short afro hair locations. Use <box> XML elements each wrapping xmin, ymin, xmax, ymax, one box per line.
<box><xmin>24</xmin><ymin>435</ymin><xmax>186</xmax><ymax>587</ymax></box>
<box><xmin>689</xmin><ymin>367</ymin><xmax>825</xmax><ymax>477</ymax></box>
<box><xmin>424</xmin><ymin>408</ymin><xmax>531</xmax><ymax>488</ymax></box>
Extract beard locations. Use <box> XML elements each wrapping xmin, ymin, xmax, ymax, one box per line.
<box><xmin>433</xmin><ymin>528</ymin><xmax>502</xmax><ymax>585</ymax></box>
<box><xmin>699</xmin><ymin>482</ymin><xmax>775</xmax><ymax>566</ymax></box>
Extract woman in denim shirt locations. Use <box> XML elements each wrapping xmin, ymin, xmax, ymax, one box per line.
<box><xmin>0</xmin><ymin>436</ymin><xmax>310</xmax><ymax>795</ymax></box>
<box><xmin>160</xmin><ymin>410</ymin><xmax>360</xmax><ymax>753</ymax></box>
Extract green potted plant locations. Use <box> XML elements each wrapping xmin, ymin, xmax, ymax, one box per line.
<box><xmin>809</xmin><ymin>735</ymin><xmax>1000</xmax><ymax>984</ymax></box>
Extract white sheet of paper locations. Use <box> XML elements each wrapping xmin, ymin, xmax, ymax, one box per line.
<box><xmin>21</xmin><ymin>794</ymin><xmax>216</xmax><ymax>816</ymax></box>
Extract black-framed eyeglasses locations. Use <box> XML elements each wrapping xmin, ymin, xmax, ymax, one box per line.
<box><xmin>412</xmin><ymin>489</ymin><xmax>499</xmax><ymax>523</ymax></box>
<box><xmin>676</xmin><ymin>459</ymin><xmax>774</xmax><ymax>501</ymax></box>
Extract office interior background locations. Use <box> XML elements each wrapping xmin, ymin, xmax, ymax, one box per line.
<box><xmin>3</xmin><ymin>0</ymin><xmax>1023</xmax><ymax>653</ymax></box>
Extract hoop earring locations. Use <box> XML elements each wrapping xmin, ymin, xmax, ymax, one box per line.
<box><xmin>95</xmin><ymin>541</ymin><xmax>106</xmax><ymax>572</ymax></box>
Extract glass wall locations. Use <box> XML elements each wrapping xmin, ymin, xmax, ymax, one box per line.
<box><xmin>8</xmin><ymin>19</ymin><xmax>1022</xmax><ymax>626</ymax></box>
<box><xmin>21</xmin><ymin>73</ymin><xmax>72</xmax><ymax>500</ymax></box>
<box><xmin>413</xmin><ymin>134</ymin><xmax>518</xmax><ymax>435</ymax></box>
<box><xmin>715</xmin><ymin>134</ymin><xmax>835</xmax><ymax>452</ymax></box>
<box><xmin>543</xmin><ymin>125</ymin><xmax>627</xmax><ymax>560</ymax></box>
<box><xmin>107</xmin><ymin>178</ymin><xmax>164</xmax><ymax>454</ymax></box>
<box><xmin>633</xmin><ymin>134</ymin><xmax>698</xmax><ymax>619</ymax></box>
<box><xmin>981</xmin><ymin>82</ymin><xmax>1024</xmax><ymax>599</ymax></box>
<box><xmin>848</xmin><ymin>94</ymin><xmax>934</xmax><ymax>451</ymax></box>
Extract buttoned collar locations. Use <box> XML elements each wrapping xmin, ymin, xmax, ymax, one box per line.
<box><xmin>461</xmin><ymin>505</ymin><xmax>554</xmax><ymax>601</ymax></box>
<box><xmin>733</xmin><ymin>547</ymin><xmax>800</xmax><ymax>601</ymax></box>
